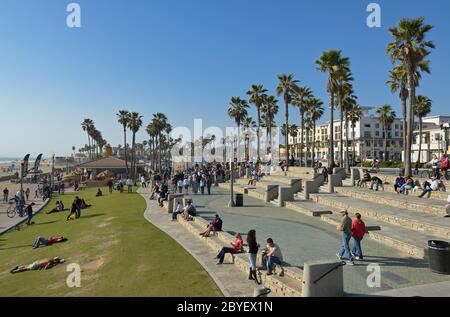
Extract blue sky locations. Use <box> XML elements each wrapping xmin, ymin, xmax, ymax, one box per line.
<box><xmin>0</xmin><ymin>0</ymin><xmax>449</xmax><ymax>157</ymax></box>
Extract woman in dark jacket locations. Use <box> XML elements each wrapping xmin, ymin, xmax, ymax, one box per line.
<box><xmin>246</xmin><ymin>229</ymin><xmax>260</xmax><ymax>284</ymax></box>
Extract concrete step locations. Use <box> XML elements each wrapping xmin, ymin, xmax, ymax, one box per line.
<box><xmin>177</xmin><ymin>213</ymin><xmax>303</xmax><ymax>296</ymax></box>
<box><xmin>334</xmin><ymin>186</ymin><xmax>446</xmax><ymax>216</ymax></box>
<box><xmin>310</xmin><ymin>193</ymin><xmax>450</xmax><ymax>240</ymax></box>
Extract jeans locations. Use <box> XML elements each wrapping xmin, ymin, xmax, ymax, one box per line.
<box><xmin>207</xmin><ymin>186</ymin><xmax>211</xmax><ymax>195</ymax></box>
<box><xmin>109</xmin><ymin>186</ymin><xmax>113</xmax><ymax>193</ymax></box>
<box><xmin>338</xmin><ymin>232</ymin><xmax>353</xmax><ymax>261</ymax></box>
<box><xmin>352</xmin><ymin>237</ymin><xmax>363</xmax><ymax>258</ymax></box>
<box><xmin>172</xmin><ymin>211</ymin><xmax>179</xmax><ymax>221</ymax></box>
<box><xmin>128</xmin><ymin>185</ymin><xmax>132</xmax><ymax>193</ymax></box>
<box><xmin>267</xmin><ymin>256</ymin><xmax>282</xmax><ymax>273</ymax></box>
<box><xmin>76</xmin><ymin>207</ymin><xmax>81</xmax><ymax>219</ymax></box>
<box><xmin>33</xmin><ymin>236</ymin><xmax>48</xmax><ymax>248</ymax></box>
<box><xmin>200</xmin><ymin>186</ymin><xmax>205</xmax><ymax>194</ymax></box>
<box><xmin>248</xmin><ymin>253</ymin><xmax>257</xmax><ymax>271</ymax></box>
<box><xmin>27</xmin><ymin>211</ymin><xmax>33</xmax><ymax>224</ymax></box>
<box><xmin>217</xmin><ymin>247</ymin><xmax>234</xmax><ymax>263</ymax></box>
<box><xmin>399</xmin><ymin>184</ymin><xmax>412</xmax><ymax>194</ymax></box>
<box><xmin>419</xmin><ymin>187</ymin><xmax>432</xmax><ymax>198</ymax></box>
<box><xmin>178</xmin><ymin>187</ymin><xmax>183</xmax><ymax>194</ymax></box>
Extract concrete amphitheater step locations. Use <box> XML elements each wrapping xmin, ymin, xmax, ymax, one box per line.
<box><xmin>309</xmin><ymin>193</ymin><xmax>450</xmax><ymax>240</ymax></box>
<box><xmin>177</xmin><ymin>214</ymin><xmax>303</xmax><ymax>296</ymax></box>
<box><xmin>333</xmin><ymin>186</ymin><xmax>446</xmax><ymax>216</ymax></box>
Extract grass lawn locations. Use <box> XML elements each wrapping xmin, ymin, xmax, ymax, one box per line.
<box><xmin>0</xmin><ymin>187</ymin><xmax>222</xmax><ymax>296</ymax></box>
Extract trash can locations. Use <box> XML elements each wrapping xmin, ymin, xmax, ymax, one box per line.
<box><xmin>235</xmin><ymin>193</ymin><xmax>243</xmax><ymax>207</ymax></box>
<box><xmin>428</xmin><ymin>240</ymin><xmax>450</xmax><ymax>274</ymax></box>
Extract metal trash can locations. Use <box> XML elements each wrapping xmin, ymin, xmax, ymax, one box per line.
<box><xmin>235</xmin><ymin>193</ymin><xmax>244</xmax><ymax>207</ymax></box>
<box><xmin>428</xmin><ymin>240</ymin><xmax>450</xmax><ymax>274</ymax></box>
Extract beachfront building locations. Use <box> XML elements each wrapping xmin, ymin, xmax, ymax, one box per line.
<box><xmin>411</xmin><ymin>115</ymin><xmax>450</xmax><ymax>163</ymax></box>
<box><xmin>287</xmin><ymin>107</ymin><xmax>404</xmax><ymax>163</ymax></box>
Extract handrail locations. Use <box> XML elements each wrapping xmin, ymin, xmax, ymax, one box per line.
<box><xmin>313</xmin><ymin>261</ymin><xmax>346</xmax><ymax>284</ymax></box>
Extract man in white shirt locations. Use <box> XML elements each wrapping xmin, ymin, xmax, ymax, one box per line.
<box><xmin>265</xmin><ymin>238</ymin><xmax>284</xmax><ymax>276</ymax></box>
<box><xmin>418</xmin><ymin>177</ymin><xmax>439</xmax><ymax>199</ymax></box>
<box><xmin>126</xmin><ymin>178</ymin><xmax>133</xmax><ymax>193</ymax></box>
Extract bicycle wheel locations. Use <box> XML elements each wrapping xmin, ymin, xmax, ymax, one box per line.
<box><xmin>7</xmin><ymin>205</ymin><xmax>16</xmax><ymax>218</ymax></box>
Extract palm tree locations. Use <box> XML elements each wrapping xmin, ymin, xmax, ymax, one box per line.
<box><xmin>342</xmin><ymin>92</ymin><xmax>357</xmax><ymax>171</ymax></box>
<box><xmin>347</xmin><ymin>104</ymin><xmax>362</xmax><ymax>164</ymax></box>
<box><xmin>414</xmin><ymin>95</ymin><xmax>432</xmax><ymax>164</ymax></box>
<box><xmin>377</xmin><ymin>105</ymin><xmax>396</xmax><ymax>161</ymax></box>
<box><xmin>276</xmin><ymin>74</ymin><xmax>300</xmax><ymax>171</ymax></box>
<box><xmin>387</xmin><ymin>65</ymin><xmax>408</xmax><ymax>153</ymax></box>
<box><xmin>151</xmin><ymin>112</ymin><xmax>168</xmax><ymax>171</ymax></box>
<box><xmin>292</xmin><ymin>86</ymin><xmax>312</xmax><ymax>167</ymax></box>
<box><xmin>307</xmin><ymin>98</ymin><xmax>324</xmax><ymax>167</ymax></box>
<box><xmin>316</xmin><ymin>50</ymin><xmax>345</xmax><ymax>168</ymax></box>
<box><xmin>387</xmin><ymin>17</ymin><xmax>434</xmax><ymax>176</ymax></box>
<box><xmin>336</xmin><ymin>70</ymin><xmax>353</xmax><ymax>169</ymax></box>
<box><xmin>117</xmin><ymin>110</ymin><xmax>131</xmax><ymax>175</ymax></box>
<box><xmin>247</xmin><ymin>85</ymin><xmax>268</xmax><ymax>162</ymax></box>
<box><xmin>128</xmin><ymin>112</ymin><xmax>143</xmax><ymax>178</ymax></box>
<box><xmin>227</xmin><ymin>97</ymin><xmax>249</xmax><ymax>162</ymax></box>
<box><xmin>261</xmin><ymin>95</ymin><xmax>279</xmax><ymax>155</ymax></box>
<box><xmin>243</xmin><ymin>116</ymin><xmax>257</xmax><ymax>161</ymax></box>
<box><xmin>81</xmin><ymin>119</ymin><xmax>94</xmax><ymax>160</ymax></box>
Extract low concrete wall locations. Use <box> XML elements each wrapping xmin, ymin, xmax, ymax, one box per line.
<box><xmin>328</xmin><ymin>174</ymin><xmax>343</xmax><ymax>193</ymax></box>
<box><xmin>350</xmin><ymin>168</ymin><xmax>360</xmax><ymax>186</ymax></box>
<box><xmin>304</xmin><ymin>180</ymin><xmax>320</xmax><ymax>200</ymax></box>
<box><xmin>333</xmin><ymin>167</ymin><xmax>346</xmax><ymax>180</ymax></box>
<box><xmin>265</xmin><ymin>185</ymin><xmax>279</xmax><ymax>202</ymax></box>
<box><xmin>289</xmin><ymin>179</ymin><xmax>302</xmax><ymax>193</ymax></box>
<box><xmin>301</xmin><ymin>260</ymin><xmax>344</xmax><ymax>297</ymax></box>
<box><xmin>278</xmin><ymin>187</ymin><xmax>294</xmax><ymax>207</ymax></box>
<box><xmin>168</xmin><ymin>193</ymin><xmax>185</xmax><ymax>212</ymax></box>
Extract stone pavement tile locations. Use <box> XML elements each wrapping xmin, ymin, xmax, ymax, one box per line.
<box><xmin>138</xmin><ymin>188</ymin><xmax>257</xmax><ymax>297</ymax></box>
<box><xmin>191</xmin><ymin>186</ymin><xmax>450</xmax><ymax>296</ymax></box>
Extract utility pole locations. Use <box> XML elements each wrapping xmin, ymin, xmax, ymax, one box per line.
<box><xmin>20</xmin><ymin>161</ymin><xmax>24</xmax><ymax>198</ymax></box>
<box><xmin>229</xmin><ymin>137</ymin><xmax>235</xmax><ymax>207</ymax></box>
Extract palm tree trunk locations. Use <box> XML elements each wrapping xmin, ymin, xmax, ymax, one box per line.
<box><xmin>345</xmin><ymin>113</ymin><xmax>350</xmax><ymax>172</ymax></box>
<box><xmin>312</xmin><ymin>122</ymin><xmax>316</xmax><ymax>168</ymax></box>
<box><xmin>405</xmin><ymin>60</ymin><xmax>415</xmax><ymax>177</ymax></box>
<box><xmin>86</xmin><ymin>133</ymin><xmax>91</xmax><ymax>160</ymax></box>
<box><xmin>257</xmin><ymin>107</ymin><xmax>261</xmax><ymax>162</ymax></box>
<box><xmin>158</xmin><ymin>133</ymin><xmax>162</xmax><ymax>171</ymax></box>
<box><xmin>417</xmin><ymin>117</ymin><xmax>423</xmax><ymax>164</ymax></box>
<box><xmin>123</xmin><ymin>126</ymin><xmax>129</xmax><ymax>176</ymax></box>
<box><xmin>285</xmin><ymin>100</ymin><xmax>289</xmax><ymax>171</ymax></box>
<box><xmin>300</xmin><ymin>111</ymin><xmax>304</xmax><ymax>167</ymax></box>
<box><xmin>401</xmin><ymin>96</ymin><xmax>407</xmax><ymax>160</ymax></box>
<box><xmin>340</xmin><ymin>102</ymin><xmax>344</xmax><ymax>168</ymax></box>
<box><xmin>352</xmin><ymin>125</ymin><xmax>356</xmax><ymax>164</ymax></box>
<box><xmin>329</xmin><ymin>92</ymin><xmax>335</xmax><ymax>169</ymax></box>
<box><xmin>384</xmin><ymin>125</ymin><xmax>388</xmax><ymax>161</ymax></box>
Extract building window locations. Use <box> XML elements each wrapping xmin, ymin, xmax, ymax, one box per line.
<box><xmin>375</xmin><ymin>123</ymin><xmax>380</xmax><ymax>129</ymax></box>
<box><xmin>364</xmin><ymin>132</ymin><xmax>371</xmax><ymax>138</ymax></box>
<box><xmin>365</xmin><ymin>124</ymin><xmax>371</xmax><ymax>128</ymax></box>
<box><xmin>375</xmin><ymin>131</ymin><xmax>380</xmax><ymax>137</ymax></box>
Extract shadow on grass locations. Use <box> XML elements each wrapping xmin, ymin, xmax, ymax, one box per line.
<box><xmin>0</xmin><ymin>244</ymin><xmax>31</xmax><ymax>250</ymax></box>
<box><xmin>34</xmin><ymin>221</ymin><xmax>58</xmax><ymax>226</ymax></box>
<box><xmin>80</xmin><ymin>213</ymin><xmax>107</xmax><ymax>219</ymax></box>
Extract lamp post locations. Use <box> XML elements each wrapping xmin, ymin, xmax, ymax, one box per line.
<box><xmin>229</xmin><ymin>136</ymin><xmax>235</xmax><ymax>207</ymax></box>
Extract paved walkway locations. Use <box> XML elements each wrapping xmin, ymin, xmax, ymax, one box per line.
<box><xmin>0</xmin><ymin>182</ymin><xmax>46</xmax><ymax>235</ymax></box>
<box><xmin>189</xmin><ymin>186</ymin><xmax>450</xmax><ymax>296</ymax></box>
<box><xmin>137</xmin><ymin>187</ymin><xmax>257</xmax><ymax>297</ymax></box>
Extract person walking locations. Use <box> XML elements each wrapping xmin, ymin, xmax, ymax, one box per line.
<box><xmin>126</xmin><ymin>177</ymin><xmax>133</xmax><ymax>193</ymax></box>
<box><xmin>141</xmin><ymin>175</ymin><xmax>147</xmax><ymax>188</ymax></box>
<box><xmin>107</xmin><ymin>178</ymin><xmax>113</xmax><ymax>194</ymax></box>
<box><xmin>351</xmin><ymin>213</ymin><xmax>366</xmax><ymax>260</ymax></box>
<box><xmin>206</xmin><ymin>175</ymin><xmax>212</xmax><ymax>195</ymax></box>
<box><xmin>25</xmin><ymin>188</ymin><xmax>30</xmax><ymax>201</ymax></box>
<box><xmin>246</xmin><ymin>230</ymin><xmax>260</xmax><ymax>284</ymax></box>
<box><xmin>336</xmin><ymin>210</ymin><xmax>354</xmax><ymax>265</ymax></box>
<box><xmin>177</xmin><ymin>178</ymin><xmax>183</xmax><ymax>194</ymax></box>
<box><xmin>25</xmin><ymin>202</ymin><xmax>36</xmax><ymax>225</ymax></box>
<box><xmin>3</xmin><ymin>187</ymin><xmax>8</xmax><ymax>202</ymax></box>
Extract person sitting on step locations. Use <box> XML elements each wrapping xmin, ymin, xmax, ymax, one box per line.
<box><xmin>399</xmin><ymin>177</ymin><xmax>414</xmax><ymax>195</ymax></box>
<box><xmin>199</xmin><ymin>214</ymin><xmax>223</xmax><ymax>237</ymax></box>
<box><xmin>418</xmin><ymin>177</ymin><xmax>439</xmax><ymax>199</ymax></box>
<box><xmin>215</xmin><ymin>233</ymin><xmax>243</xmax><ymax>265</ymax></box>
<box><xmin>370</xmin><ymin>176</ymin><xmax>384</xmax><ymax>191</ymax></box>
<box><xmin>358</xmin><ymin>171</ymin><xmax>371</xmax><ymax>188</ymax></box>
<box><xmin>394</xmin><ymin>174</ymin><xmax>405</xmax><ymax>193</ymax></box>
<box><xmin>265</xmin><ymin>238</ymin><xmax>284</xmax><ymax>276</ymax></box>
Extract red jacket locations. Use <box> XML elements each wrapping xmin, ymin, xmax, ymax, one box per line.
<box><xmin>351</xmin><ymin>219</ymin><xmax>366</xmax><ymax>238</ymax></box>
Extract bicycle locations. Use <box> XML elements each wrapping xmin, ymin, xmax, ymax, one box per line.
<box><xmin>420</xmin><ymin>168</ymin><xmax>435</xmax><ymax>179</ymax></box>
<box><xmin>6</xmin><ymin>202</ymin><xmax>25</xmax><ymax>218</ymax></box>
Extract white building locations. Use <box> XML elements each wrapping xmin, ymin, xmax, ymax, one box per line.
<box><xmin>288</xmin><ymin>107</ymin><xmax>404</xmax><ymax>162</ymax></box>
<box><xmin>411</xmin><ymin>116</ymin><xmax>450</xmax><ymax>162</ymax></box>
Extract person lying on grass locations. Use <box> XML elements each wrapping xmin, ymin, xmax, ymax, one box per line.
<box><xmin>32</xmin><ymin>236</ymin><xmax>68</xmax><ymax>249</ymax></box>
<box><xmin>199</xmin><ymin>214</ymin><xmax>222</xmax><ymax>237</ymax></box>
<box><xmin>10</xmin><ymin>257</ymin><xmax>65</xmax><ymax>274</ymax></box>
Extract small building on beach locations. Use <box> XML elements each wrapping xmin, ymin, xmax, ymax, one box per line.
<box><xmin>76</xmin><ymin>156</ymin><xmax>130</xmax><ymax>177</ymax></box>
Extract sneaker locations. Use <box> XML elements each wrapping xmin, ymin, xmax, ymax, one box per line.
<box><xmin>336</xmin><ymin>253</ymin><xmax>343</xmax><ymax>260</ymax></box>
<box><xmin>266</xmin><ymin>272</ymin><xmax>273</xmax><ymax>276</ymax></box>
<box><xmin>347</xmin><ymin>260</ymin><xmax>355</xmax><ymax>266</ymax></box>
<box><xmin>216</xmin><ymin>262</ymin><xmax>223</xmax><ymax>265</ymax></box>
<box><xmin>355</xmin><ymin>256</ymin><xmax>363</xmax><ymax>260</ymax></box>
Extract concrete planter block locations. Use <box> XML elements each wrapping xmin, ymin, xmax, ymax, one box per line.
<box><xmin>167</xmin><ymin>193</ymin><xmax>185</xmax><ymax>213</ymax></box>
<box><xmin>302</xmin><ymin>260</ymin><xmax>344</xmax><ymax>297</ymax></box>
<box><xmin>265</xmin><ymin>185</ymin><xmax>279</xmax><ymax>202</ymax></box>
<box><xmin>278</xmin><ymin>187</ymin><xmax>294</xmax><ymax>207</ymax></box>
